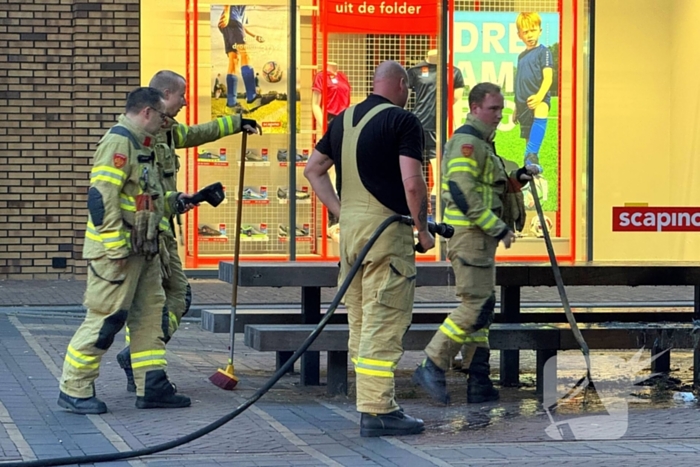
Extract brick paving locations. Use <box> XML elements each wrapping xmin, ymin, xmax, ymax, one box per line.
<box><xmin>1</xmin><ymin>310</ymin><xmax>700</xmax><ymax>466</ymax></box>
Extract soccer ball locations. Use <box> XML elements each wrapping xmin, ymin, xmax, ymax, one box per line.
<box><xmin>530</xmin><ymin>214</ymin><xmax>553</xmax><ymax>238</ymax></box>
<box><xmin>262</xmin><ymin>61</ymin><xmax>283</xmax><ymax>83</ymax></box>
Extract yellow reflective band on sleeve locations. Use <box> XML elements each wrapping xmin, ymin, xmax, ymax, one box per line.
<box><xmin>91</xmin><ymin>166</ymin><xmax>125</xmax><ymax>187</ymax></box>
<box><xmin>174</xmin><ymin>124</ymin><xmax>189</xmax><ymax>145</ymax></box>
<box><xmin>160</xmin><ymin>217</ymin><xmax>171</xmax><ymax>231</ymax></box>
<box><xmin>463</xmin><ymin>328</ymin><xmax>489</xmax><ymax>343</ymax></box>
<box><xmin>475</xmin><ymin>210</ymin><xmax>498</xmax><ymax>230</ymax></box>
<box><xmin>447</xmin><ymin>157</ymin><xmax>478</xmax><ymax>169</ymax></box>
<box><xmin>169</xmin><ymin>311</ymin><xmax>179</xmax><ymax>331</ymax></box>
<box><xmin>86</xmin><ymin>221</ymin><xmax>127</xmax><ymax>249</ymax></box>
<box><xmin>439</xmin><ymin>317</ymin><xmax>468</xmax><ymax>344</ymax></box>
<box><xmin>65</xmin><ymin>345</ymin><xmax>100</xmax><ymax>370</ymax></box>
<box><xmin>218</xmin><ymin>115</ymin><xmax>235</xmax><ymax>136</ymax></box>
<box><xmin>120</xmin><ymin>194</ymin><xmax>136</xmax><ymax>212</ymax></box>
<box><xmin>443</xmin><ymin>208</ymin><xmax>472</xmax><ymax>226</ymax></box>
<box><xmin>354</xmin><ymin>357</ymin><xmax>396</xmax><ymax>378</ymax></box>
<box><xmin>447</xmin><ymin>158</ymin><xmax>479</xmax><ymax>177</ymax></box>
<box><xmin>130</xmin><ymin>349</ymin><xmax>167</xmax><ymax>369</ymax></box>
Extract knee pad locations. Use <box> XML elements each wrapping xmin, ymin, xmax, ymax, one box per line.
<box><xmin>95</xmin><ymin>309</ymin><xmax>128</xmax><ymax>350</ymax></box>
<box><xmin>473</xmin><ymin>293</ymin><xmax>496</xmax><ymax>331</ymax></box>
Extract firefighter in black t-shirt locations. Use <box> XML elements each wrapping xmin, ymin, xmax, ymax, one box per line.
<box><xmin>305</xmin><ymin>61</ymin><xmax>434</xmax><ymax>438</ymax></box>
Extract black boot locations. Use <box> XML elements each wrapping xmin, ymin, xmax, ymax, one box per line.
<box><xmin>116</xmin><ymin>347</ymin><xmax>136</xmax><ymax>393</ymax></box>
<box><xmin>135</xmin><ymin>370</ymin><xmax>191</xmax><ymax>409</ymax></box>
<box><xmin>412</xmin><ymin>357</ymin><xmax>450</xmax><ymax>405</ymax></box>
<box><xmin>467</xmin><ymin>348</ymin><xmax>500</xmax><ymax>404</ymax></box>
<box><xmin>360</xmin><ymin>410</ymin><xmax>425</xmax><ymax>437</ymax></box>
<box><xmin>57</xmin><ymin>389</ymin><xmax>107</xmax><ymax>415</ymax></box>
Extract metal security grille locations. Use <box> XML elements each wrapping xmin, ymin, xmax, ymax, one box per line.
<box><xmin>454</xmin><ymin>0</ymin><xmax>558</xmax><ymax>11</ymax></box>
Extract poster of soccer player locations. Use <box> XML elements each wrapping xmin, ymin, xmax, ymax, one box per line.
<box><xmin>453</xmin><ymin>11</ymin><xmax>560</xmax><ymax>215</ymax></box>
<box><xmin>211</xmin><ymin>5</ymin><xmax>297</xmax><ymax>133</ymax></box>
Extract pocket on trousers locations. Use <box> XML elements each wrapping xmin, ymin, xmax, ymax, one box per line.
<box><xmin>448</xmin><ymin>235</ymin><xmax>495</xmax><ymax>295</ymax></box>
<box><xmin>84</xmin><ymin>256</ymin><xmax>127</xmax><ymax>313</ymax></box>
<box><xmin>376</xmin><ymin>257</ymin><xmax>416</xmax><ymax>311</ymax></box>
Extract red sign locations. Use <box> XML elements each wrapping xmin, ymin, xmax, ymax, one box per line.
<box><xmin>613</xmin><ymin>207</ymin><xmax>700</xmax><ymax>232</ymax></box>
<box><xmin>324</xmin><ymin>0</ymin><xmax>437</xmax><ymax>35</ymax></box>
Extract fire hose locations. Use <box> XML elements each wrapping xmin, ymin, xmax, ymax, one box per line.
<box><xmin>4</xmin><ymin>215</ymin><xmax>454</xmax><ymax>467</ymax></box>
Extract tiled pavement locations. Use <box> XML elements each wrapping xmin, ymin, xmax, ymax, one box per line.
<box><xmin>2</xmin><ymin>311</ymin><xmax>700</xmax><ymax>466</ymax></box>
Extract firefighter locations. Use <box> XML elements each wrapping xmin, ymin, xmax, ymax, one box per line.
<box><xmin>412</xmin><ymin>82</ymin><xmax>536</xmax><ymax>405</ymax></box>
<box><xmin>58</xmin><ymin>87</ymin><xmax>196</xmax><ymax>414</ymax></box>
<box><xmin>115</xmin><ymin>70</ymin><xmax>259</xmax><ymax>393</ymax></box>
<box><xmin>305</xmin><ymin>61</ymin><xmax>434</xmax><ymax>437</ymax></box>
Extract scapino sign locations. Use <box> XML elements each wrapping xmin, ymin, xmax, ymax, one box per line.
<box><xmin>323</xmin><ymin>0</ymin><xmax>438</xmax><ymax>35</ymax></box>
<box><xmin>613</xmin><ymin>207</ymin><xmax>700</xmax><ymax>232</ymax></box>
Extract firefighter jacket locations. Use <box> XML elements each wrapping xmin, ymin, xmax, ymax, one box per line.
<box><xmin>84</xmin><ymin>115</ymin><xmax>179</xmax><ymax>260</ymax></box>
<box><xmin>153</xmin><ymin>115</ymin><xmax>243</xmax><ymax>234</ymax></box>
<box><xmin>441</xmin><ymin>113</ymin><xmax>526</xmax><ymax>237</ymax></box>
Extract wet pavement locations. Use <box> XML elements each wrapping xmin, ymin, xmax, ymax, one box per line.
<box><xmin>1</xmin><ymin>310</ymin><xmax>700</xmax><ymax>466</ymax></box>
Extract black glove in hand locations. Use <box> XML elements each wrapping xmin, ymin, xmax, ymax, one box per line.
<box><xmin>241</xmin><ymin>118</ymin><xmax>260</xmax><ymax>134</ymax></box>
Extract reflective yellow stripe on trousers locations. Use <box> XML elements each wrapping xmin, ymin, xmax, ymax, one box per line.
<box><xmin>130</xmin><ymin>349</ymin><xmax>167</xmax><ymax>369</ymax></box>
<box><xmin>439</xmin><ymin>317</ymin><xmax>468</xmax><ymax>344</ymax></box>
<box><xmin>463</xmin><ymin>328</ymin><xmax>489</xmax><ymax>344</ymax></box>
<box><xmin>64</xmin><ymin>345</ymin><xmax>99</xmax><ymax>370</ymax></box>
<box><xmin>355</xmin><ymin>357</ymin><xmax>396</xmax><ymax>378</ymax></box>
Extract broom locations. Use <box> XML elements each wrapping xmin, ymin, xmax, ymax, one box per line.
<box><xmin>209</xmin><ymin>130</ymin><xmax>249</xmax><ymax>390</ymax></box>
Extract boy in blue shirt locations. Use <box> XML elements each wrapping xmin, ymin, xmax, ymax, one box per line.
<box><xmin>512</xmin><ymin>12</ymin><xmax>552</xmax><ymax>174</ymax></box>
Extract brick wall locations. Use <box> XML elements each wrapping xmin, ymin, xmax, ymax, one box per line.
<box><xmin>0</xmin><ymin>0</ymin><xmax>140</xmax><ymax>279</ymax></box>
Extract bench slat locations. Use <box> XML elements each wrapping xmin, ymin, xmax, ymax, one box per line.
<box><xmin>244</xmin><ymin>323</ymin><xmax>697</xmax><ymax>352</ymax></box>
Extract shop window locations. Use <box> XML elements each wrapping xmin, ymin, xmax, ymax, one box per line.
<box><xmin>143</xmin><ymin>0</ymin><xmax>583</xmax><ymax>268</ymax></box>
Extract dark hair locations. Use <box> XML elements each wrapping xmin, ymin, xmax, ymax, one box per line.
<box><xmin>468</xmin><ymin>83</ymin><xmax>502</xmax><ymax>107</ymax></box>
<box><xmin>149</xmin><ymin>70</ymin><xmax>186</xmax><ymax>92</ymax></box>
<box><xmin>125</xmin><ymin>87</ymin><xmax>164</xmax><ymax>114</ymax></box>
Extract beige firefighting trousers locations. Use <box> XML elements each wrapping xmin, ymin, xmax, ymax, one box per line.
<box><xmin>60</xmin><ymin>254</ymin><xmax>168</xmax><ymax>398</ymax></box>
<box><xmin>337</xmin><ymin>104</ymin><xmax>417</xmax><ymax>414</ymax></box>
<box><xmin>425</xmin><ymin>227</ymin><xmax>497</xmax><ymax>370</ymax></box>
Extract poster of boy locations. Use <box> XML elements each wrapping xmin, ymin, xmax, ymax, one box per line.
<box><xmin>453</xmin><ymin>11</ymin><xmax>559</xmax><ymax>213</ymax></box>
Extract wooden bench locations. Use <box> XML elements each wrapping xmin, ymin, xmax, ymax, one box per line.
<box><xmin>220</xmin><ymin>261</ymin><xmax>700</xmax><ymax>388</ymax></box>
<box><xmin>244</xmin><ymin>322</ymin><xmax>698</xmax><ymax>396</ymax></box>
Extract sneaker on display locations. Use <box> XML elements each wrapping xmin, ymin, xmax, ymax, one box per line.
<box><xmin>276</xmin><ymin>149</ymin><xmax>307</xmax><ymax>162</ymax></box>
<box><xmin>278</xmin><ymin>224</ymin><xmax>309</xmax><ymax>237</ymax></box>
<box><xmin>245</xmin><ymin>149</ymin><xmax>263</xmax><ymax>161</ymax></box>
<box><xmin>277</xmin><ymin>186</ymin><xmax>310</xmax><ymax>200</ymax></box>
<box><xmin>197</xmin><ymin>149</ymin><xmax>218</xmax><ymax>160</ymax></box>
<box><xmin>242</xmin><ymin>187</ymin><xmax>267</xmax><ymax>200</ymax></box>
<box><xmin>240</xmin><ymin>225</ymin><xmax>267</xmax><ymax>237</ymax></box>
<box><xmin>198</xmin><ymin>224</ymin><xmax>222</xmax><ymax>236</ymax></box>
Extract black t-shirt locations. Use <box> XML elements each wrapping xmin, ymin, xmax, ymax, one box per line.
<box><xmin>406</xmin><ymin>62</ymin><xmax>465</xmax><ymax>132</ymax></box>
<box><xmin>315</xmin><ymin>94</ymin><xmax>424</xmax><ymax>215</ymax></box>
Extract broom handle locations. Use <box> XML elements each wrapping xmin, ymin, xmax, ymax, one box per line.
<box><xmin>229</xmin><ymin>131</ymin><xmax>248</xmax><ymax>364</ymax></box>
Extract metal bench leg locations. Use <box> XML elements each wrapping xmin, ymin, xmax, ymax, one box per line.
<box><xmin>327</xmin><ymin>351</ymin><xmax>348</xmax><ymax>396</ymax></box>
<box><xmin>301</xmin><ymin>286</ymin><xmax>321</xmax><ymax>386</ymax></box>
<box><xmin>536</xmin><ymin>350</ymin><xmax>557</xmax><ymax>399</ymax></box>
<box><xmin>276</xmin><ymin>351</ymin><xmax>294</xmax><ymax>374</ymax></box>
<box><xmin>500</xmin><ymin>286</ymin><xmax>520</xmax><ymax>387</ymax></box>
<box><xmin>651</xmin><ymin>343</ymin><xmax>671</xmax><ymax>374</ymax></box>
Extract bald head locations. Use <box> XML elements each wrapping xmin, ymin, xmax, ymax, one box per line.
<box><xmin>149</xmin><ymin>70</ymin><xmax>187</xmax><ymax>118</ymax></box>
<box><xmin>149</xmin><ymin>70</ymin><xmax>185</xmax><ymax>92</ymax></box>
<box><xmin>372</xmin><ymin>60</ymin><xmax>409</xmax><ymax>108</ymax></box>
